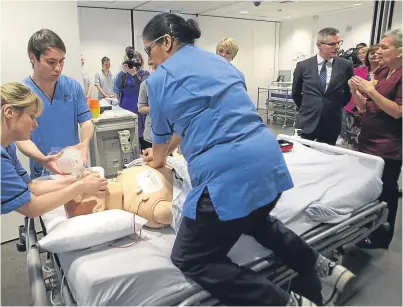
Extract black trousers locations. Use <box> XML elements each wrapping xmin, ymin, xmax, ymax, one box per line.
<box><xmin>301</xmin><ymin>118</ymin><xmax>339</xmax><ymax>146</ymax></box>
<box><xmin>171</xmin><ymin>189</ymin><xmax>323</xmax><ymax>306</ymax></box>
<box><xmin>370</xmin><ymin>158</ymin><xmax>402</xmax><ymax>246</ymax></box>
<box><xmin>139</xmin><ymin>137</ymin><xmax>152</xmax><ymax>151</ymax></box>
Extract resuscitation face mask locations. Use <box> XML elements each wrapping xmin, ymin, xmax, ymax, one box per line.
<box><xmin>56</xmin><ymin>148</ymin><xmax>84</xmax><ymax>176</ymax></box>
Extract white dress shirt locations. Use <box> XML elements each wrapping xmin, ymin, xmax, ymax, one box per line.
<box><xmin>317</xmin><ymin>54</ymin><xmax>333</xmax><ymax>90</ymax></box>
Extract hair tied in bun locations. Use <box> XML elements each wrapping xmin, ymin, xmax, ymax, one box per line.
<box><xmin>186</xmin><ymin>19</ymin><xmax>201</xmax><ymax>40</ymax></box>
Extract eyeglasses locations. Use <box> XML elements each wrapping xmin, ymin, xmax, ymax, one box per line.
<box><xmin>320</xmin><ymin>40</ymin><xmax>344</xmax><ymax>47</ymax></box>
<box><xmin>144</xmin><ymin>35</ymin><xmax>165</xmax><ymax>57</ymax></box>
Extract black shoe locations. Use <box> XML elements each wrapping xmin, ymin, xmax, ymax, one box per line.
<box><xmin>356</xmin><ymin>238</ymin><xmax>389</xmax><ymax>250</ymax></box>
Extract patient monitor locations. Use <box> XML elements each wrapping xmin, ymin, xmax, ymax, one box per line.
<box><xmin>65</xmin><ymin>165</ymin><xmax>174</xmax><ymax>228</ymax></box>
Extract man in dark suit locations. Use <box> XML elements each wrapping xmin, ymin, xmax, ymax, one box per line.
<box><xmin>292</xmin><ymin>27</ymin><xmax>354</xmax><ymax>145</ymax></box>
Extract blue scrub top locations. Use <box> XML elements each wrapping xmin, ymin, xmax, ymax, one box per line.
<box><xmin>147</xmin><ymin>44</ymin><xmax>294</xmax><ymax>221</ymax></box>
<box><xmin>23</xmin><ymin>75</ymin><xmax>92</xmax><ymax>179</ymax></box>
<box><xmin>1</xmin><ymin>143</ymin><xmax>32</xmax><ymax>214</ymax></box>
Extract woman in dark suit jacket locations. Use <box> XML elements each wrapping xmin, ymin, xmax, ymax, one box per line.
<box><xmin>349</xmin><ymin>29</ymin><xmax>402</xmax><ymax>249</ymax></box>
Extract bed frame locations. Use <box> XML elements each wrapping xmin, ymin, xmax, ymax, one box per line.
<box><xmin>17</xmin><ymin>135</ymin><xmax>388</xmax><ymax>306</ymax></box>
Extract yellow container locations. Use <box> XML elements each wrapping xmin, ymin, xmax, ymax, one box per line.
<box><xmin>89</xmin><ymin>99</ymin><xmax>100</xmax><ymax>118</ymax></box>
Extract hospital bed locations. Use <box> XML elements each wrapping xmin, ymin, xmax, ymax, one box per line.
<box><xmin>18</xmin><ymin>134</ymin><xmax>388</xmax><ymax>306</ymax></box>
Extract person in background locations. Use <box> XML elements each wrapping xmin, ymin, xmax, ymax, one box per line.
<box><xmin>349</xmin><ymin>29</ymin><xmax>402</xmax><ymax>250</ymax></box>
<box><xmin>137</xmin><ymin>57</ymin><xmax>157</xmax><ymax>149</ymax></box>
<box><xmin>81</xmin><ymin>53</ymin><xmax>92</xmax><ymax>99</ymax></box>
<box><xmin>216</xmin><ymin>37</ymin><xmax>239</xmax><ymax>62</ymax></box>
<box><xmin>356</xmin><ymin>42</ymin><xmax>368</xmax><ymax>49</ymax></box>
<box><xmin>1</xmin><ymin>82</ymin><xmax>107</xmax><ymax>218</ymax></box>
<box><xmin>114</xmin><ymin>47</ymin><xmax>150</xmax><ymax>151</ymax></box>
<box><xmin>141</xmin><ymin>13</ymin><xmax>355</xmax><ymax>306</ymax></box>
<box><xmin>17</xmin><ymin>29</ymin><xmax>94</xmax><ymax>179</ymax></box>
<box><xmin>292</xmin><ymin>27</ymin><xmax>354</xmax><ymax>145</ymax></box>
<box><xmin>338</xmin><ymin>45</ymin><xmax>380</xmax><ymax>147</ymax></box>
<box><xmin>94</xmin><ymin>56</ymin><xmax>115</xmax><ymax>101</ymax></box>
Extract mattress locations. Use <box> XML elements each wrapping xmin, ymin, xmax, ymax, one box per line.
<box><xmin>55</xmin><ymin>215</ymin><xmax>314</xmax><ymax>306</ymax></box>
<box><xmin>45</xmin><ymin>141</ymin><xmax>383</xmax><ymax>306</ymax></box>
<box><xmin>271</xmin><ymin>142</ymin><xmax>383</xmax><ymax>225</ymax></box>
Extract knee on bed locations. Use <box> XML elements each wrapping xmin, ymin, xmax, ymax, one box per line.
<box><xmin>170</xmin><ymin>253</ymin><xmax>198</xmax><ymax>277</ymax></box>
<box><xmin>170</xmin><ymin>252</ymin><xmax>185</xmax><ymax>271</ymax></box>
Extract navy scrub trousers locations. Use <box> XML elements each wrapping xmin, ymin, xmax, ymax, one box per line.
<box><xmin>171</xmin><ymin>189</ymin><xmax>323</xmax><ymax>306</ymax></box>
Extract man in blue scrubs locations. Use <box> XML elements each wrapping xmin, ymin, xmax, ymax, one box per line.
<box><xmin>16</xmin><ymin>29</ymin><xmax>94</xmax><ymax>178</ymax></box>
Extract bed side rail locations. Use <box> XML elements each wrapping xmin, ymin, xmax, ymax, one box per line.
<box><xmin>19</xmin><ymin>217</ymin><xmax>77</xmax><ymax>306</ymax></box>
<box><xmin>277</xmin><ymin>133</ymin><xmax>385</xmax><ymax>179</ymax></box>
<box><xmin>24</xmin><ymin>217</ymin><xmax>51</xmax><ymax>306</ymax></box>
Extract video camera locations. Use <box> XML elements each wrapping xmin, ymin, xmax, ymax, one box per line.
<box><xmin>338</xmin><ymin>48</ymin><xmax>361</xmax><ymax>68</ymax></box>
<box><xmin>123</xmin><ymin>46</ymin><xmax>142</xmax><ymax>69</ymax></box>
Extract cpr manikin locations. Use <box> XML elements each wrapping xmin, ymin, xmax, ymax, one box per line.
<box><xmin>64</xmin><ymin>164</ymin><xmax>174</xmax><ymax>229</ymax></box>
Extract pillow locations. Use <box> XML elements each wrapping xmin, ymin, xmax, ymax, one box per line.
<box><xmin>41</xmin><ymin>206</ymin><xmax>68</xmax><ymax>233</ymax></box>
<box><xmin>38</xmin><ymin>210</ymin><xmax>147</xmax><ymax>253</ymax></box>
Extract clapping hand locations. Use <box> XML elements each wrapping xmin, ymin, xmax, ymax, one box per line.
<box><xmin>351</xmin><ymin>76</ymin><xmax>375</xmax><ymax>94</ymax></box>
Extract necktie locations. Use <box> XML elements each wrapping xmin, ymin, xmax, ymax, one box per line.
<box><xmin>320</xmin><ymin>60</ymin><xmax>327</xmax><ymax>91</ymax></box>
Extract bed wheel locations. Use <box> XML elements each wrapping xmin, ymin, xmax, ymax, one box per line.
<box><xmin>16</xmin><ymin>225</ymin><xmax>26</xmax><ymax>253</ymax></box>
<box><xmin>16</xmin><ymin>241</ymin><xmax>26</xmax><ymax>252</ymax></box>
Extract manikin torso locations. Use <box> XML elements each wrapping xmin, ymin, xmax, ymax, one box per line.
<box><xmin>64</xmin><ymin>165</ymin><xmax>174</xmax><ymax>228</ymax></box>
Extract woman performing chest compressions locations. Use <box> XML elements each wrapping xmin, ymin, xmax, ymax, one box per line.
<box><xmin>140</xmin><ymin>13</ymin><xmax>355</xmax><ymax>306</ymax></box>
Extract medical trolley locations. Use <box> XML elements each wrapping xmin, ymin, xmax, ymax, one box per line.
<box><xmin>89</xmin><ymin>107</ymin><xmax>140</xmax><ymax>178</ymax></box>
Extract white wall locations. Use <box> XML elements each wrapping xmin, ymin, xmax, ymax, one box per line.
<box><xmin>195</xmin><ymin>16</ymin><xmax>278</xmax><ymax>105</ymax></box>
<box><xmin>278</xmin><ymin>5</ymin><xmax>374</xmax><ymax>72</ymax></box>
<box><xmin>1</xmin><ymin>0</ymin><xmax>82</xmax><ymax>242</ymax></box>
<box><xmin>78</xmin><ymin>7</ymin><xmax>132</xmax><ymax>98</ymax></box>
<box><xmin>392</xmin><ymin>0</ymin><xmax>402</xmax><ymax>30</ymax></box>
<box><xmin>132</xmin><ymin>10</ymin><xmax>279</xmax><ymax>105</ymax></box>
<box><xmin>79</xmin><ymin>9</ymin><xmax>278</xmax><ymax>105</ymax></box>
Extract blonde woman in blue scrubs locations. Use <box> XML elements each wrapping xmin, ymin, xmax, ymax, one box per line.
<box><xmin>1</xmin><ymin>82</ymin><xmax>107</xmax><ymax>217</ymax></box>
<box><xmin>141</xmin><ymin>13</ymin><xmax>354</xmax><ymax>306</ymax></box>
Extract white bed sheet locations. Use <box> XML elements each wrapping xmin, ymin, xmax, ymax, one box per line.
<box><xmin>55</xmin><ymin>215</ymin><xmax>313</xmax><ymax>306</ymax></box>
<box><xmin>44</xmin><ymin>141</ymin><xmax>382</xmax><ymax>306</ymax></box>
<box><xmin>271</xmin><ymin>142</ymin><xmax>382</xmax><ymax>225</ymax></box>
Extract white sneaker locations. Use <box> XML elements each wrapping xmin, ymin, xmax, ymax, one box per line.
<box><xmin>322</xmin><ymin>264</ymin><xmax>356</xmax><ymax>305</ymax></box>
<box><xmin>336</xmin><ymin>137</ymin><xmax>345</xmax><ymax>146</ymax></box>
<box><xmin>288</xmin><ymin>291</ymin><xmax>317</xmax><ymax>306</ymax></box>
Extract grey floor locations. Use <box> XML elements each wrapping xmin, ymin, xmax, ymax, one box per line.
<box><xmin>1</xmin><ymin>120</ymin><xmax>402</xmax><ymax>306</ymax></box>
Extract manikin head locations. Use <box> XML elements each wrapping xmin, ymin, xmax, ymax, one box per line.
<box><xmin>28</xmin><ymin>29</ymin><xmax>66</xmax><ymax>83</ymax></box>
